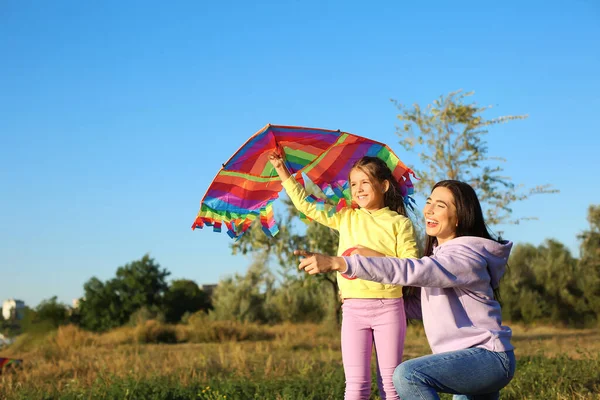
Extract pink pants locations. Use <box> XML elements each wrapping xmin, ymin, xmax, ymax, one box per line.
<box><xmin>341</xmin><ymin>298</ymin><xmax>406</xmax><ymax>400</ymax></box>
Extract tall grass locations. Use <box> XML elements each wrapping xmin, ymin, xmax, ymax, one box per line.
<box><xmin>1</xmin><ymin>322</ymin><xmax>598</xmax><ymax>399</ymax></box>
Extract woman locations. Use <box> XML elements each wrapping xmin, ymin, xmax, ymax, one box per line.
<box><xmin>296</xmin><ymin>180</ymin><xmax>516</xmax><ymax>400</ymax></box>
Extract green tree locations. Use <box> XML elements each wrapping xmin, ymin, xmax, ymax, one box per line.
<box><xmin>113</xmin><ymin>254</ymin><xmax>170</xmax><ymax>314</ymax></box>
<box><xmin>78</xmin><ymin>277</ymin><xmax>123</xmax><ymax>331</ymax></box>
<box><xmin>501</xmin><ymin>243</ymin><xmax>544</xmax><ymax>322</ymax></box>
<box><xmin>35</xmin><ymin>296</ymin><xmax>69</xmax><ymax>328</ymax></box>
<box><xmin>209</xmin><ymin>253</ymin><xmax>277</xmax><ymax>323</ymax></box>
<box><xmin>78</xmin><ymin>254</ymin><xmax>170</xmax><ymax>332</ymax></box>
<box><xmin>393</xmin><ymin>90</ymin><xmax>557</xmax><ymax>225</ymax></box>
<box><xmin>17</xmin><ymin>306</ymin><xmax>49</xmax><ymax>335</ymax></box>
<box><xmin>502</xmin><ymin>240</ymin><xmax>588</xmax><ymax>326</ymax></box>
<box><xmin>577</xmin><ymin>205</ymin><xmax>600</xmax><ymax>321</ymax></box>
<box><xmin>532</xmin><ymin>240</ymin><xmax>583</xmax><ymax>325</ymax></box>
<box><xmin>163</xmin><ymin>279</ymin><xmax>211</xmax><ymax>323</ymax></box>
<box><xmin>266</xmin><ymin>276</ymin><xmax>329</xmax><ymax>323</ymax></box>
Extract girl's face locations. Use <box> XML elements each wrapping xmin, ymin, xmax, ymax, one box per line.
<box><xmin>349</xmin><ymin>168</ymin><xmax>386</xmax><ymax>212</ymax></box>
<box><xmin>423</xmin><ymin>186</ymin><xmax>458</xmax><ymax>244</ymax></box>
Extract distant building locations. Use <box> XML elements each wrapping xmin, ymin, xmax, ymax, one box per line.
<box><xmin>2</xmin><ymin>299</ymin><xmax>25</xmax><ymax>321</ymax></box>
<box><xmin>72</xmin><ymin>298</ymin><xmax>81</xmax><ymax>309</ymax></box>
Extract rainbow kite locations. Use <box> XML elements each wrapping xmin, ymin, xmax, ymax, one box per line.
<box><xmin>192</xmin><ymin>124</ymin><xmax>415</xmax><ymax>239</ymax></box>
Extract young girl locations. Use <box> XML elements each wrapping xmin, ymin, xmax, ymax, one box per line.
<box><xmin>269</xmin><ymin>153</ymin><xmax>418</xmax><ymax>400</ymax></box>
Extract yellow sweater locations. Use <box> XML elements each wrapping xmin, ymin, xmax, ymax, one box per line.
<box><xmin>282</xmin><ymin>176</ymin><xmax>419</xmax><ymax>299</ymax></box>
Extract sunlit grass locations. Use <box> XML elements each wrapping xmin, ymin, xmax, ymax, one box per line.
<box><xmin>1</xmin><ymin>322</ymin><xmax>598</xmax><ymax>399</ymax></box>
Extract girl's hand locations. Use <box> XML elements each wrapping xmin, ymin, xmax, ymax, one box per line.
<box><xmin>268</xmin><ymin>152</ymin><xmax>291</xmax><ymax>180</ymax></box>
<box><xmin>294</xmin><ymin>250</ymin><xmax>347</xmax><ymax>274</ymax></box>
<box><xmin>351</xmin><ymin>245</ymin><xmax>386</xmax><ymax>257</ymax></box>
<box><xmin>268</xmin><ymin>152</ymin><xmax>285</xmax><ymax>169</ymax></box>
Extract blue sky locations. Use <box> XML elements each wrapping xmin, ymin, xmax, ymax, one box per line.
<box><xmin>1</xmin><ymin>0</ymin><xmax>598</xmax><ymax>308</ymax></box>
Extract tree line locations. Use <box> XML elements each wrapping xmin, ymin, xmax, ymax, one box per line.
<box><xmin>2</xmin><ymin>203</ymin><xmax>597</xmax><ymax>336</ymax></box>
<box><xmin>1</xmin><ymin>255</ymin><xmax>212</xmax><ymax>334</ymax></box>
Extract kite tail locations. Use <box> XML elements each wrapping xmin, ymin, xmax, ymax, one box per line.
<box><xmin>260</xmin><ymin>203</ymin><xmax>279</xmax><ymax>237</ymax></box>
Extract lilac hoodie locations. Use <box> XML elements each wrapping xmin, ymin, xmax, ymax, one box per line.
<box><xmin>343</xmin><ymin>236</ymin><xmax>514</xmax><ymax>354</ymax></box>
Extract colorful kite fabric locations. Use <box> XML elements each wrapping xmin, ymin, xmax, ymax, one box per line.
<box><xmin>192</xmin><ymin>124</ymin><xmax>415</xmax><ymax>240</ymax></box>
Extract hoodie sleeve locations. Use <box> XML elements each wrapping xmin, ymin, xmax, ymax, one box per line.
<box><xmin>343</xmin><ymin>244</ymin><xmax>488</xmax><ymax>288</ymax></box>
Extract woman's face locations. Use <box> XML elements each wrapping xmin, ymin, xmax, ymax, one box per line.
<box><xmin>423</xmin><ymin>186</ymin><xmax>458</xmax><ymax>244</ymax></box>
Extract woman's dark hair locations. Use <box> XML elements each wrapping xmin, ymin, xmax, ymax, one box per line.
<box><xmin>423</xmin><ymin>180</ymin><xmax>502</xmax><ymax>301</ymax></box>
<box><xmin>423</xmin><ymin>180</ymin><xmax>494</xmax><ymax>255</ymax></box>
<box><xmin>350</xmin><ymin>156</ymin><xmax>408</xmax><ymax>217</ymax></box>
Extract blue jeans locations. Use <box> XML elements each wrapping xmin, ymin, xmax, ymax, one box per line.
<box><xmin>393</xmin><ymin>348</ymin><xmax>516</xmax><ymax>400</ymax></box>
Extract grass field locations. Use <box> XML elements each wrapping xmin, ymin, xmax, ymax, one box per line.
<box><xmin>1</xmin><ymin>321</ymin><xmax>599</xmax><ymax>399</ymax></box>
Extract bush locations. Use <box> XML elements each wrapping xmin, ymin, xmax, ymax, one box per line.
<box><xmin>134</xmin><ymin>320</ymin><xmax>177</xmax><ymax>344</ymax></box>
<box><xmin>184</xmin><ymin>313</ymin><xmax>274</xmax><ymax>342</ymax></box>
<box><xmin>128</xmin><ymin>306</ymin><xmax>165</xmax><ymax>326</ymax></box>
